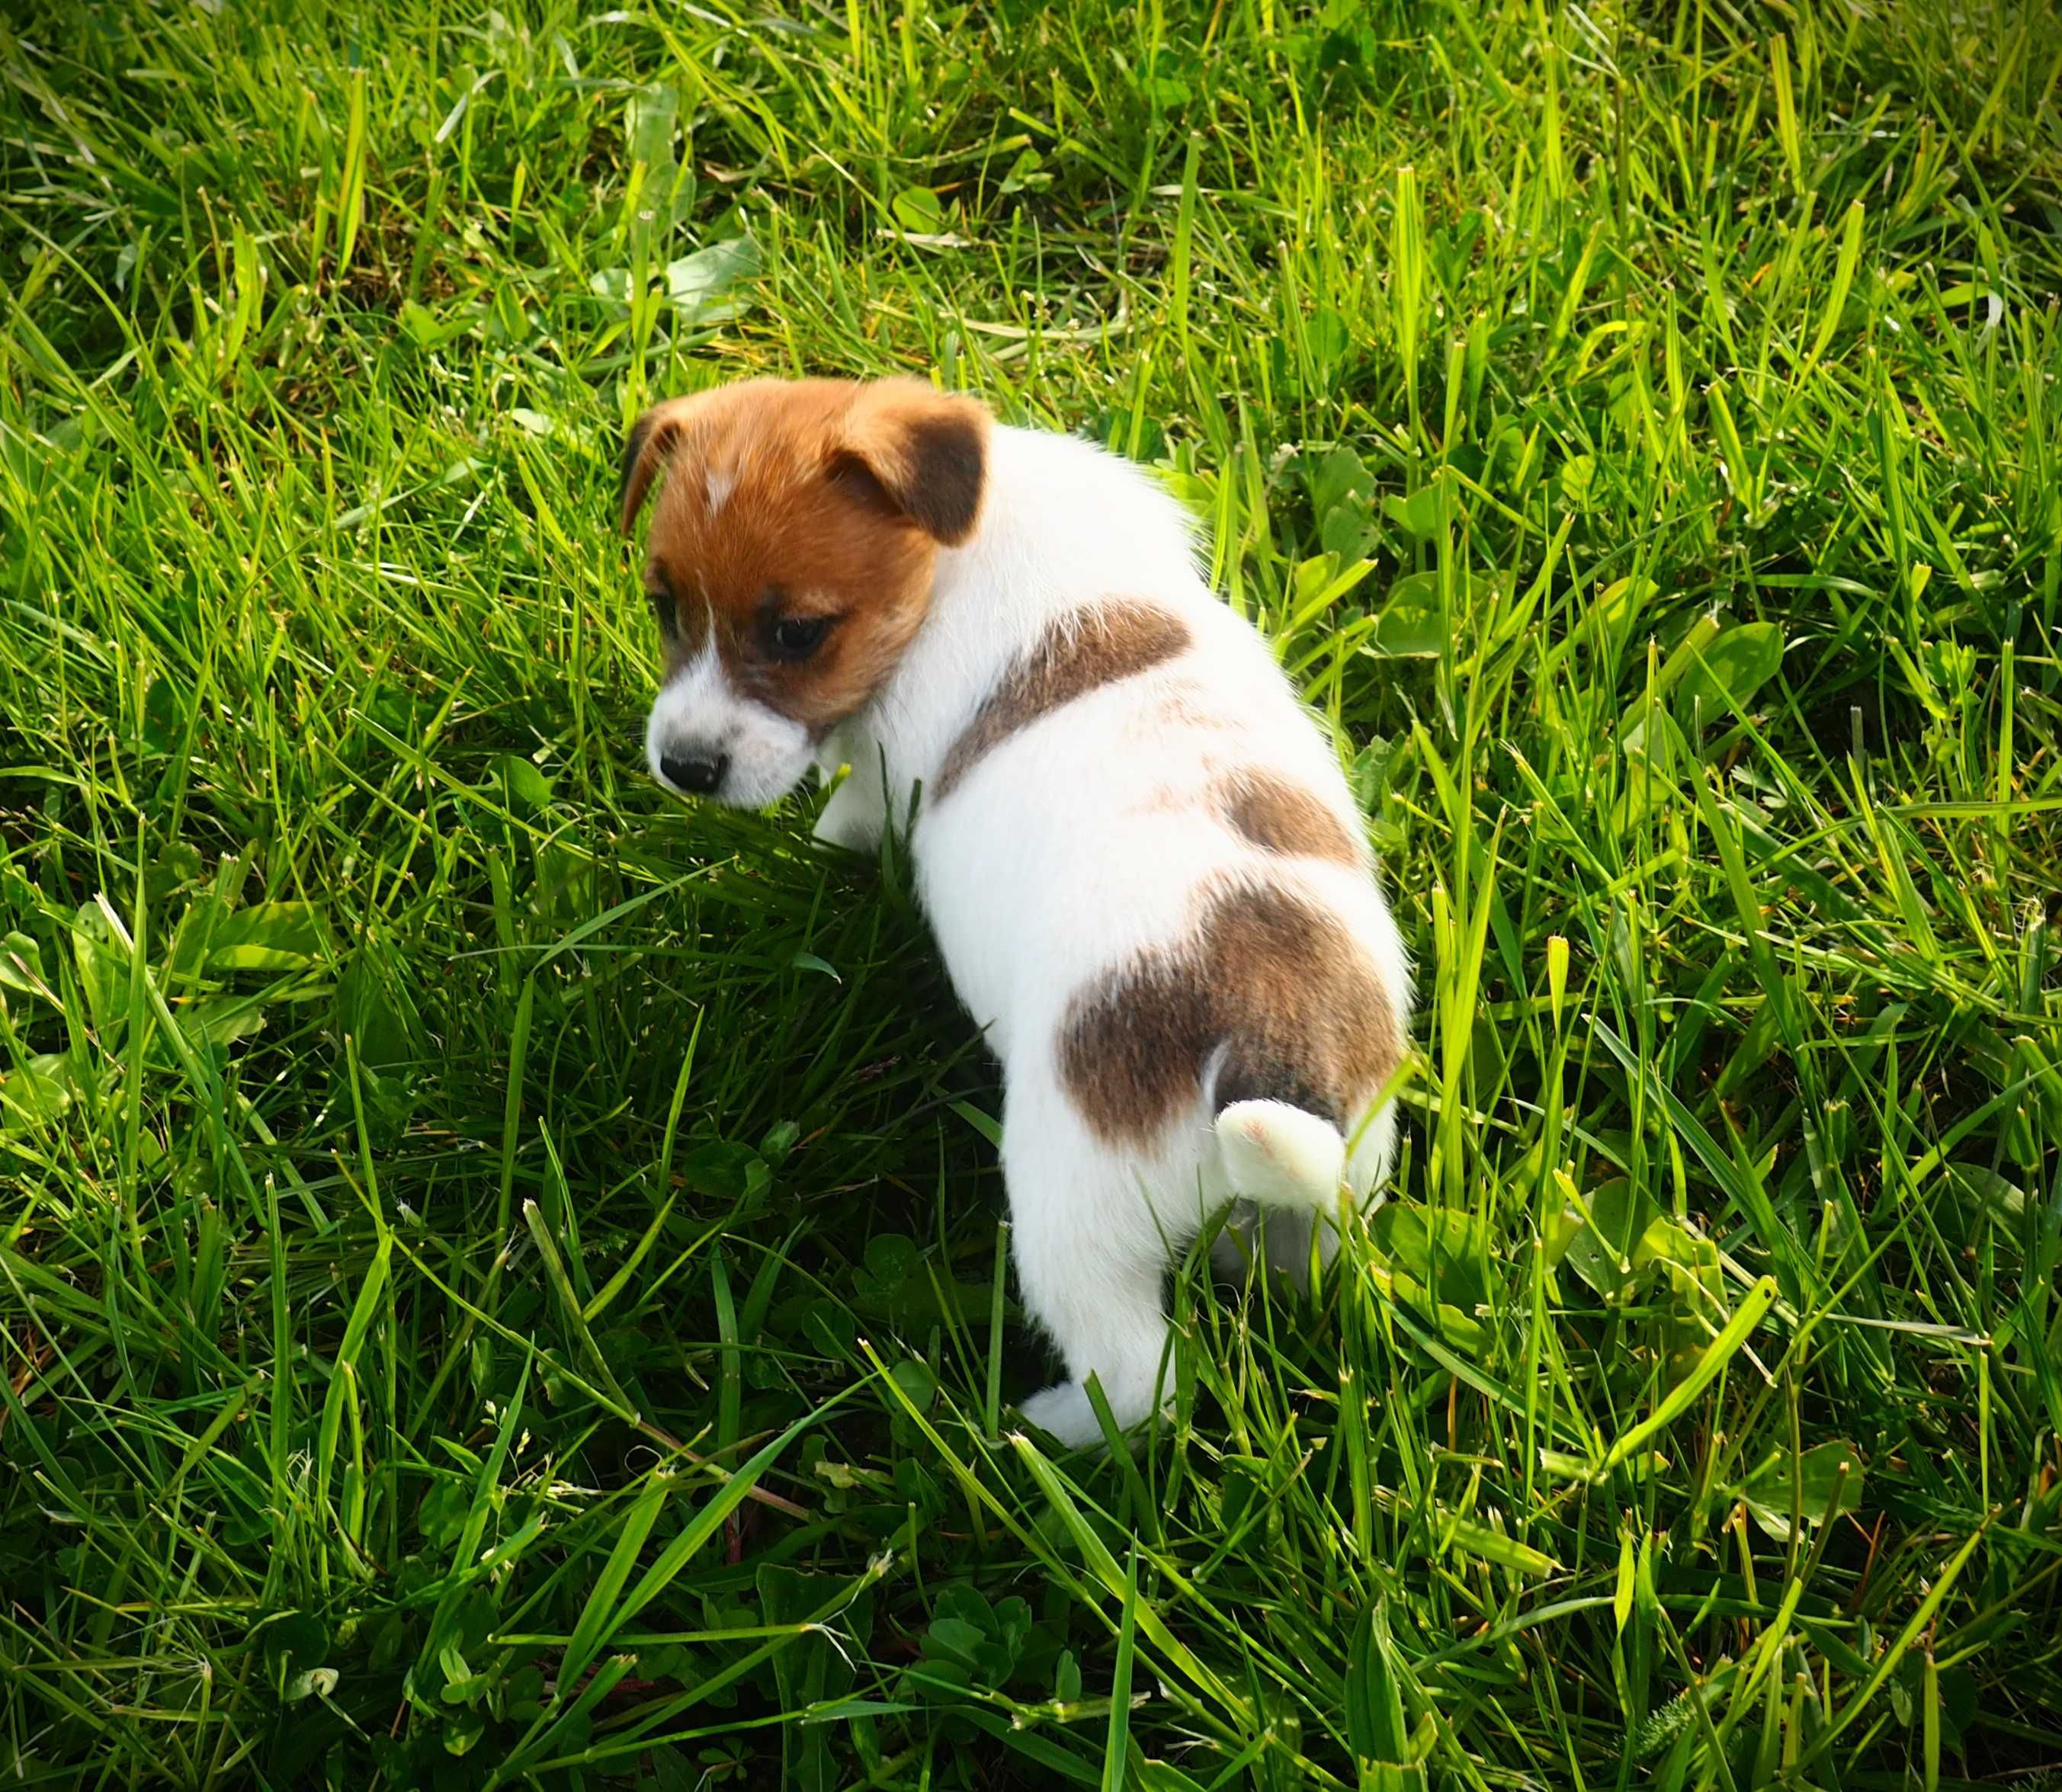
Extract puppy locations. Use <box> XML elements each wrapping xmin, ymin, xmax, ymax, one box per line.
<box><xmin>621</xmin><ymin>376</ymin><xmax>1409</xmax><ymax>1447</ymax></box>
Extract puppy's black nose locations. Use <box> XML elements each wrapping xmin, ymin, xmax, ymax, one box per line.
<box><xmin>659</xmin><ymin>750</ymin><xmax>728</xmax><ymax>795</ymax></box>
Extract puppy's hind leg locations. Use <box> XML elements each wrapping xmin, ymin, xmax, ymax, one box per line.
<box><xmin>1003</xmin><ymin>1085</ymin><xmax>1172</xmax><ymax>1450</ymax></box>
<box><xmin>1014</xmin><ymin>1226</ymin><xmax>1170</xmax><ymax>1448</ymax></box>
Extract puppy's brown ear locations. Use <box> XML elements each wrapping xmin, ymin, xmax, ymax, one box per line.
<box><xmin>835</xmin><ymin>378</ymin><xmax>990</xmax><ymax>546</ymax></box>
<box><xmin>616</xmin><ymin>396</ymin><xmax>707</xmax><ymax>535</ymax></box>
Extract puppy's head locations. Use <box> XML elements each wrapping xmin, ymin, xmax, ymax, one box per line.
<box><xmin>620</xmin><ymin>376</ymin><xmax>989</xmax><ymax>806</ymax></box>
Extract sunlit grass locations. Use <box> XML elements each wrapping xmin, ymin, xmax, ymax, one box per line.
<box><xmin>2</xmin><ymin>1</ymin><xmax>2060</xmax><ymax>1786</ymax></box>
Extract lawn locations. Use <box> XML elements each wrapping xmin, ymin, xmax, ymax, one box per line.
<box><xmin>2</xmin><ymin>0</ymin><xmax>2060</xmax><ymax>1785</ymax></box>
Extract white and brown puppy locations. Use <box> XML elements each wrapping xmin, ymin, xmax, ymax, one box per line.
<box><xmin>621</xmin><ymin>376</ymin><xmax>1409</xmax><ymax>1446</ymax></box>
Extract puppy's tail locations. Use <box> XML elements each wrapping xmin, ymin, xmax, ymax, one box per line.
<box><xmin>1214</xmin><ymin>1100</ymin><xmax>1346</xmax><ymax>1208</ymax></box>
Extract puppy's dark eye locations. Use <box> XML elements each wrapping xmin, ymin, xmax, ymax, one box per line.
<box><xmin>646</xmin><ymin>586</ymin><xmax>676</xmax><ymax>638</ymax></box>
<box><xmin>770</xmin><ymin>614</ymin><xmax>833</xmax><ymax>661</ymax></box>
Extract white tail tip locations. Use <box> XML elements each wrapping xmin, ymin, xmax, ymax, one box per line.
<box><xmin>1214</xmin><ymin>1100</ymin><xmax>1346</xmax><ymax>1207</ymax></box>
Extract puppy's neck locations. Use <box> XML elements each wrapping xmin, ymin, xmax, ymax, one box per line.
<box><xmin>839</xmin><ymin>425</ymin><xmax>1200</xmax><ymax>808</ymax></box>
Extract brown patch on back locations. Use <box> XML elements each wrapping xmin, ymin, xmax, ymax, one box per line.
<box><xmin>1218</xmin><ymin>770</ymin><xmax>1361</xmax><ymax>866</ymax></box>
<box><xmin>933</xmin><ymin>602</ymin><xmax>1191</xmax><ymax>800</ymax></box>
<box><xmin>621</xmin><ymin>377</ymin><xmax>990</xmax><ymax>738</ymax></box>
<box><xmin>1059</xmin><ymin>881</ymin><xmax>1401</xmax><ymax>1145</ymax></box>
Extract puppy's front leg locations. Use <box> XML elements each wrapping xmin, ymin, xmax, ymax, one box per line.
<box><xmin>812</xmin><ymin>744</ymin><xmax>888</xmax><ymax>853</ymax></box>
<box><xmin>1005</xmin><ymin>1083</ymin><xmax>1172</xmax><ymax>1449</ymax></box>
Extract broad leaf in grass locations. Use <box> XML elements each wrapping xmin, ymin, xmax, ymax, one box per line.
<box><xmin>337</xmin><ymin>956</ymin><xmax>422</xmax><ymax>1073</ymax></box>
<box><xmin>1550</xmin><ymin>1178</ymin><xmax>1660</xmax><ymax>1300</ymax></box>
<box><xmin>890</xmin><ymin>186</ymin><xmax>947</xmax><ymax>232</ymax></box>
<box><xmin>1946</xmin><ymin>1162</ymin><xmax>2025</xmax><ymax>1237</ymax></box>
<box><xmin>0</xmin><ymin>1055</ymin><xmax>73</xmax><ymax>1130</ymax></box>
<box><xmin>442</xmin><ymin>1709</ymin><xmax>485</xmax><ymax>1756</ymax></box>
<box><xmin>1743</xmin><ymin>1441</ymin><xmax>1863</xmax><ymax>1541</ymax></box>
<box><xmin>921</xmin><ymin>1583</ymin><xmax>1031</xmax><ymax>1689</ymax></box>
<box><xmin>1381</xmin><ymin>485</ymin><xmax>1445</xmax><ymax>545</ymax></box>
<box><xmin>999</xmin><ymin>146</ymin><xmax>1049</xmax><ymax>194</ymax></box>
<box><xmin>626</xmin><ymin>81</ymin><xmax>677</xmax><ymax>170</ymax></box>
<box><xmin>675</xmin><ymin>1138</ymin><xmax>769</xmax><ymax>1204</ymax></box>
<box><xmin>0</xmin><ymin>932</ymin><xmax>53</xmax><ymax>1005</ymax></box>
<box><xmin>1350</xmin><ymin>735</ymin><xmax>1397</xmax><ymax>811</ymax></box>
<box><xmin>1676</xmin><ymin>622</ymin><xmax>1785</xmax><ymax>729</ymax></box>
<box><xmin>205</xmin><ymin>902</ymin><xmax>329</xmax><ymax>972</ymax></box>
<box><xmin>1345</xmin><ymin>1601</ymin><xmax>1409</xmax><ymax>1765</ymax></box>
<box><xmin>664</xmin><ymin>237</ymin><xmax>759</xmax><ymax>325</ymax></box>
<box><xmin>1307</xmin><ymin>306</ymin><xmax>1349</xmax><ymax>378</ymax></box>
<box><xmin>1310</xmin><ymin>444</ymin><xmax>1373</xmax><ymax>520</ymax></box>
<box><xmin>495</xmin><ymin>753</ymin><xmax>554</xmax><ymax>813</ymax></box>
<box><xmin>140</xmin><ymin>675</ymin><xmax>182</xmax><ymax>754</ymax></box>
<box><xmin>1640</xmin><ymin>1214</ymin><xmax>1730</xmax><ymax>1385</ymax></box>
<box><xmin>70</xmin><ymin>902</ymin><xmax>127</xmax><ymax>1034</ymax></box>
<box><xmin>864</xmin><ymin>1230</ymin><xmax>919</xmax><ymax>1290</ymax></box>
<box><xmin>399</xmin><ymin>298</ymin><xmax>478</xmax><ymax>348</ymax></box>
<box><xmin>1371</xmin><ymin>1202</ymin><xmax>1489</xmax><ymax>1312</ymax></box>
<box><xmin>1320</xmin><ymin>489</ymin><xmax>1379</xmax><ymax>559</ymax></box>
<box><xmin>416</xmin><ymin>1477</ymin><xmax>470</xmax><ymax>1550</ymax></box>
<box><xmin>1614</xmin><ymin>704</ymin><xmax>1690</xmax><ymax>829</ymax></box>
<box><xmin>1367</xmin><ymin>572</ymin><xmax>1445</xmax><ymax>659</ymax></box>
<box><xmin>1369</xmin><ymin>1201</ymin><xmax>1489</xmax><ymax>1348</ymax></box>
<box><xmin>1558</xmin><ymin>453</ymin><xmax>1598</xmax><ymax>504</ymax></box>
<box><xmin>623</xmin><ymin>82</ymin><xmax>694</xmax><ymax>250</ymax></box>
<box><xmin>176</xmin><ymin>996</ymin><xmax>272</xmax><ymax>1048</ymax></box>
<box><xmin>1575</xmin><ymin>575</ymin><xmax>1656</xmax><ymax>652</ymax></box>
<box><xmin>1312</xmin><ymin>447</ymin><xmax>1379</xmax><ymax>557</ymax></box>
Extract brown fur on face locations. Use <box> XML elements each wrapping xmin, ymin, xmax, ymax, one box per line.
<box><xmin>933</xmin><ymin>601</ymin><xmax>1192</xmax><ymax>801</ymax></box>
<box><xmin>1058</xmin><ymin>879</ymin><xmax>1403</xmax><ymax>1145</ymax></box>
<box><xmin>1218</xmin><ymin>769</ymin><xmax>1363</xmax><ymax>866</ymax></box>
<box><xmin>620</xmin><ymin>377</ymin><xmax>990</xmax><ymax>736</ymax></box>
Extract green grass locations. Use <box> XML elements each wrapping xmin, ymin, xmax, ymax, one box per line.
<box><xmin>2</xmin><ymin>0</ymin><xmax>2060</xmax><ymax>1785</ymax></box>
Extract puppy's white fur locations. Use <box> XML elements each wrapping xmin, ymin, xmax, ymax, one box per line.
<box><xmin>787</xmin><ymin>423</ymin><xmax>1413</xmax><ymax>1446</ymax></box>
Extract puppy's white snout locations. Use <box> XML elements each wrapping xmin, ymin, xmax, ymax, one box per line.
<box><xmin>645</xmin><ymin>704</ymin><xmax>732</xmax><ymax>794</ymax></box>
<box><xmin>645</xmin><ymin>662</ymin><xmax>731</xmax><ymax>796</ymax></box>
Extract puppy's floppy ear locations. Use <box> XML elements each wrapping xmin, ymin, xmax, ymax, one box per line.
<box><xmin>616</xmin><ymin>395</ymin><xmax>707</xmax><ymax>536</ymax></box>
<box><xmin>834</xmin><ymin>378</ymin><xmax>990</xmax><ymax>546</ymax></box>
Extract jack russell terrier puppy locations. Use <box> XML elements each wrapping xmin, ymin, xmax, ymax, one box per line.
<box><xmin>621</xmin><ymin>375</ymin><xmax>1409</xmax><ymax>1447</ymax></box>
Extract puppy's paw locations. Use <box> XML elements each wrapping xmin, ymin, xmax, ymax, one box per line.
<box><xmin>811</xmin><ymin>803</ymin><xmax>880</xmax><ymax>854</ymax></box>
<box><xmin>1018</xmin><ymin>1380</ymin><xmax>1172</xmax><ymax>1450</ymax></box>
<box><xmin>1016</xmin><ymin>1383</ymin><xmax>1106</xmax><ymax>1450</ymax></box>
